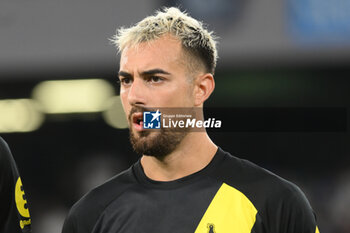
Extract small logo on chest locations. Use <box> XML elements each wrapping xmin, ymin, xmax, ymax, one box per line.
<box><xmin>207</xmin><ymin>223</ymin><xmax>216</xmax><ymax>233</ymax></box>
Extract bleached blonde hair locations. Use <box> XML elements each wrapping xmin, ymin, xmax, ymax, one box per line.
<box><xmin>111</xmin><ymin>7</ymin><xmax>218</xmax><ymax>74</ymax></box>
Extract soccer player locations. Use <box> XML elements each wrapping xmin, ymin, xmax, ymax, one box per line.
<box><xmin>0</xmin><ymin>137</ymin><xmax>31</xmax><ymax>233</ymax></box>
<box><xmin>62</xmin><ymin>7</ymin><xmax>320</xmax><ymax>233</ymax></box>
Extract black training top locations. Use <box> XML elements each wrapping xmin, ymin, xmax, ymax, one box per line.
<box><xmin>0</xmin><ymin>137</ymin><xmax>31</xmax><ymax>233</ymax></box>
<box><xmin>62</xmin><ymin>147</ymin><xmax>319</xmax><ymax>233</ymax></box>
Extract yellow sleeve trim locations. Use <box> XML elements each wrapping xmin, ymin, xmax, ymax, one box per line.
<box><xmin>194</xmin><ymin>183</ymin><xmax>257</xmax><ymax>233</ymax></box>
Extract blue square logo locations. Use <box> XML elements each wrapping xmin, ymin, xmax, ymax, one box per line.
<box><xmin>143</xmin><ymin>110</ymin><xmax>161</xmax><ymax>129</ymax></box>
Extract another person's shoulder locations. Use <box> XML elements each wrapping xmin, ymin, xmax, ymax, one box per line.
<box><xmin>62</xmin><ymin>165</ymin><xmax>138</xmax><ymax>233</ymax></box>
<box><xmin>0</xmin><ymin>136</ymin><xmax>11</xmax><ymax>158</ymax></box>
<box><xmin>0</xmin><ymin>136</ymin><xmax>7</xmax><ymax>146</ymax></box>
<box><xmin>0</xmin><ymin>136</ymin><xmax>16</xmax><ymax>173</ymax></box>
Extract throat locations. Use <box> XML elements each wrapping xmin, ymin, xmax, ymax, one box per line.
<box><xmin>140</xmin><ymin>137</ymin><xmax>218</xmax><ymax>182</ymax></box>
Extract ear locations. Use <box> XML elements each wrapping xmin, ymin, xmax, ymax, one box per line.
<box><xmin>194</xmin><ymin>73</ymin><xmax>215</xmax><ymax>106</ymax></box>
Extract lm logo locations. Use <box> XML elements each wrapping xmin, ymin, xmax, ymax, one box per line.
<box><xmin>143</xmin><ymin>110</ymin><xmax>161</xmax><ymax>129</ymax></box>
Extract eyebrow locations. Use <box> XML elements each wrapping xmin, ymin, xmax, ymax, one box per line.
<box><xmin>118</xmin><ymin>71</ymin><xmax>132</xmax><ymax>79</ymax></box>
<box><xmin>118</xmin><ymin>69</ymin><xmax>171</xmax><ymax>79</ymax></box>
<box><xmin>141</xmin><ymin>69</ymin><xmax>171</xmax><ymax>76</ymax></box>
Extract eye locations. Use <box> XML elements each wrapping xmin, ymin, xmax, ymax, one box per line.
<box><xmin>120</xmin><ymin>77</ymin><xmax>133</xmax><ymax>86</ymax></box>
<box><xmin>147</xmin><ymin>76</ymin><xmax>164</xmax><ymax>83</ymax></box>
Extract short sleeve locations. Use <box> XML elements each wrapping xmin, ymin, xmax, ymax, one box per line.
<box><xmin>266</xmin><ymin>183</ymin><xmax>319</xmax><ymax>233</ymax></box>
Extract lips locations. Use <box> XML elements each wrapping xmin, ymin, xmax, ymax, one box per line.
<box><xmin>131</xmin><ymin>112</ymin><xmax>144</xmax><ymax>131</ymax></box>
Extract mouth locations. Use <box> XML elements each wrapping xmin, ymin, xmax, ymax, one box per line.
<box><xmin>131</xmin><ymin>112</ymin><xmax>144</xmax><ymax>131</ymax></box>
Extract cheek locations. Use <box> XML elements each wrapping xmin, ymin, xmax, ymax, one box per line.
<box><xmin>120</xmin><ymin>91</ymin><xmax>129</xmax><ymax>111</ymax></box>
<box><xmin>159</xmin><ymin>84</ymin><xmax>194</xmax><ymax>106</ymax></box>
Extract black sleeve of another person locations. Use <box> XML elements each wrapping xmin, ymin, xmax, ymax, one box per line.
<box><xmin>0</xmin><ymin>137</ymin><xmax>31</xmax><ymax>233</ymax></box>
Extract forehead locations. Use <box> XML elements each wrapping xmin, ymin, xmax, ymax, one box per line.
<box><xmin>120</xmin><ymin>35</ymin><xmax>184</xmax><ymax>71</ymax></box>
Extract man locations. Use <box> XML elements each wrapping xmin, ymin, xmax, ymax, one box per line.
<box><xmin>62</xmin><ymin>7</ymin><xmax>319</xmax><ymax>233</ymax></box>
<box><xmin>0</xmin><ymin>137</ymin><xmax>31</xmax><ymax>233</ymax></box>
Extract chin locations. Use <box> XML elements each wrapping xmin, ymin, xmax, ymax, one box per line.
<box><xmin>129</xmin><ymin>127</ymin><xmax>187</xmax><ymax>159</ymax></box>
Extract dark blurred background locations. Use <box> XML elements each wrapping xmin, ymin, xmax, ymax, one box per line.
<box><xmin>1</xmin><ymin>0</ymin><xmax>350</xmax><ymax>232</ymax></box>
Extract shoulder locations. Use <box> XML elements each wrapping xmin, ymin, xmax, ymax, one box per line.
<box><xmin>213</xmin><ymin>148</ymin><xmax>313</xmax><ymax>212</ymax></box>
<box><xmin>212</xmin><ymin>148</ymin><xmax>317</xmax><ymax>232</ymax></box>
<box><xmin>0</xmin><ymin>136</ymin><xmax>17</xmax><ymax>175</ymax></box>
<box><xmin>0</xmin><ymin>136</ymin><xmax>11</xmax><ymax>159</ymax></box>
<box><xmin>0</xmin><ymin>136</ymin><xmax>7</xmax><ymax>146</ymax></box>
<box><xmin>62</xmin><ymin>165</ymin><xmax>138</xmax><ymax>233</ymax></box>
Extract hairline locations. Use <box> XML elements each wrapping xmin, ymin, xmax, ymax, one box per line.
<box><xmin>120</xmin><ymin>34</ymin><xmax>208</xmax><ymax>81</ymax></box>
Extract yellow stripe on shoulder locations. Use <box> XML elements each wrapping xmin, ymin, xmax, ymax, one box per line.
<box><xmin>194</xmin><ymin>183</ymin><xmax>257</xmax><ymax>233</ymax></box>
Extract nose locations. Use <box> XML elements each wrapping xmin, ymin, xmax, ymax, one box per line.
<box><xmin>127</xmin><ymin>78</ymin><xmax>146</xmax><ymax>106</ymax></box>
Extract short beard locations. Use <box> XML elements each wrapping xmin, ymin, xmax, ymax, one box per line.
<box><xmin>128</xmin><ymin>106</ymin><xmax>189</xmax><ymax>159</ymax></box>
<box><xmin>130</xmin><ymin>128</ymin><xmax>188</xmax><ymax>159</ymax></box>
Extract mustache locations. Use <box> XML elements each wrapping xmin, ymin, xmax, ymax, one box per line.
<box><xmin>128</xmin><ymin>105</ymin><xmax>154</xmax><ymax>122</ymax></box>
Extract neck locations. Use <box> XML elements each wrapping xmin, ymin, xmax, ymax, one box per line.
<box><xmin>140</xmin><ymin>132</ymin><xmax>218</xmax><ymax>181</ymax></box>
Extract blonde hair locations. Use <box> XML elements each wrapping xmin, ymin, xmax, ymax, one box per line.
<box><xmin>111</xmin><ymin>7</ymin><xmax>218</xmax><ymax>74</ymax></box>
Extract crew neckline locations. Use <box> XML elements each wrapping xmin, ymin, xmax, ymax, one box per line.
<box><xmin>133</xmin><ymin>147</ymin><xmax>226</xmax><ymax>189</ymax></box>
